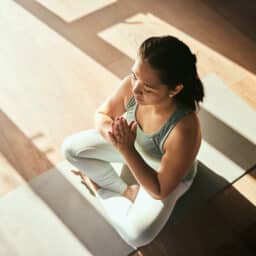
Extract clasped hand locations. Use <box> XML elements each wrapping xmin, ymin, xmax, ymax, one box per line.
<box><xmin>108</xmin><ymin>116</ymin><xmax>137</xmax><ymax>153</ymax></box>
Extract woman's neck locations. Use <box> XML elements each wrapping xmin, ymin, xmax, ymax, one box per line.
<box><xmin>147</xmin><ymin>99</ymin><xmax>177</xmax><ymax>115</ymax></box>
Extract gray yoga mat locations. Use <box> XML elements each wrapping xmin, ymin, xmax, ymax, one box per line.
<box><xmin>197</xmin><ymin>74</ymin><xmax>256</xmax><ymax>175</ymax></box>
<box><xmin>0</xmin><ymin>161</ymin><xmax>134</xmax><ymax>256</ymax></box>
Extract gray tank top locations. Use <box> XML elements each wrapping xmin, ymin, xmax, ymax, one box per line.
<box><xmin>123</xmin><ymin>96</ymin><xmax>198</xmax><ymax>182</ymax></box>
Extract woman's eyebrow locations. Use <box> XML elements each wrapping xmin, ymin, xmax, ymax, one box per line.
<box><xmin>131</xmin><ymin>70</ymin><xmax>156</xmax><ymax>89</ymax></box>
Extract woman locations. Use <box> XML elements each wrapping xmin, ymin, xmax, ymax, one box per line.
<box><xmin>61</xmin><ymin>35</ymin><xmax>204</xmax><ymax>249</ymax></box>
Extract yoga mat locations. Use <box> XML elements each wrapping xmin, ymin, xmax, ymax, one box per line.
<box><xmin>0</xmin><ymin>161</ymin><xmax>134</xmax><ymax>256</ymax></box>
<box><xmin>171</xmin><ymin>73</ymin><xmax>256</xmax><ymax>223</ymax></box>
<box><xmin>198</xmin><ymin>74</ymin><xmax>256</xmax><ymax>174</ymax></box>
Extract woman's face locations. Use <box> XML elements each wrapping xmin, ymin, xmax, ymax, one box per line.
<box><xmin>130</xmin><ymin>57</ymin><xmax>172</xmax><ymax>105</ymax></box>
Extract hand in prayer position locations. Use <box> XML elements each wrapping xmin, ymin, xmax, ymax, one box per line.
<box><xmin>108</xmin><ymin>116</ymin><xmax>137</xmax><ymax>154</ymax></box>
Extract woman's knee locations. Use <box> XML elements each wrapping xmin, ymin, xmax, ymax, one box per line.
<box><xmin>61</xmin><ymin>135</ymin><xmax>78</xmax><ymax>161</ymax></box>
<box><xmin>61</xmin><ymin>129</ymin><xmax>103</xmax><ymax>161</ymax></box>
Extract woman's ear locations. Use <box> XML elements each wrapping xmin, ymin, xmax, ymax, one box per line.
<box><xmin>169</xmin><ymin>83</ymin><xmax>184</xmax><ymax>97</ymax></box>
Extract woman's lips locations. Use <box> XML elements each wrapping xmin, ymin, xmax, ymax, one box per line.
<box><xmin>134</xmin><ymin>95</ymin><xmax>143</xmax><ymax>101</ymax></box>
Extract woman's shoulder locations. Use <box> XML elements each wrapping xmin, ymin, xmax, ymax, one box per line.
<box><xmin>166</xmin><ymin>110</ymin><xmax>201</xmax><ymax>143</ymax></box>
<box><xmin>176</xmin><ymin>111</ymin><xmax>201</xmax><ymax>136</ymax></box>
<box><xmin>162</xmin><ymin>110</ymin><xmax>201</xmax><ymax>154</ymax></box>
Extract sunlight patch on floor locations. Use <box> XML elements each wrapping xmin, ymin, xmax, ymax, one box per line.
<box><xmin>35</xmin><ymin>0</ymin><xmax>117</xmax><ymax>22</ymax></box>
<box><xmin>233</xmin><ymin>169</ymin><xmax>256</xmax><ymax>206</ymax></box>
<box><xmin>98</xmin><ymin>12</ymin><xmax>255</xmax><ymax>85</ymax></box>
<box><xmin>0</xmin><ymin>0</ymin><xmax>120</xmax><ymax>165</ymax></box>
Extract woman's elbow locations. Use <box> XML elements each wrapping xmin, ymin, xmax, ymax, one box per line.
<box><xmin>153</xmin><ymin>185</ymin><xmax>177</xmax><ymax>200</ymax></box>
<box><xmin>152</xmin><ymin>193</ymin><xmax>168</xmax><ymax>200</ymax></box>
<box><xmin>147</xmin><ymin>190</ymin><xmax>166</xmax><ymax>200</ymax></box>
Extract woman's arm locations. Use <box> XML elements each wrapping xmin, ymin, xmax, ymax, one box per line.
<box><xmin>94</xmin><ymin>75</ymin><xmax>133</xmax><ymax>142</ymax></box>
<box><xmin>110</xmin><ymin>113</ymin><xmax>201</xmax><ymax>200</ymax></box>
<box><xmin>121</xmin><ymin>146</ymin><xmax>161</xmax><ymax>199</ymax></box>
<box><xmin>156</xmin><ymin>113</ymin><xmax>201</xmax><ymax>199</ymax></box>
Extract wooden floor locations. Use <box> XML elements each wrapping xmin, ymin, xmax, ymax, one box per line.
<box><xmin>0</xmin><ymin>0</ymin><xmax>255</xmax><ymax>255</ymax></box>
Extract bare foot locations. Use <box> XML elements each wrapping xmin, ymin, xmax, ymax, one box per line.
<box><xmin>70</xmin><ymin>169</ymin><xmax>140</xmax><ymax>202</ymax></box>
<box><xmin>122</xmin><ymin>184</ymin><xmax>140</xmax><ymax>203</ymax></box>
<box><xmin>70</xmin><ymin>170</ymin><xmax>101</xmax><ymax>195</ymax></box>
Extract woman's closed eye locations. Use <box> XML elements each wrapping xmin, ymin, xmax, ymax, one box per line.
<box><xmin>130</xmin><ymin>73</ymin><xmax>152</xmax><ymax>93</ymax></box>
<box><xmin>143</xmin><ymin>88</ymin><xmax>151</xmax><ymax>93</ymax></box>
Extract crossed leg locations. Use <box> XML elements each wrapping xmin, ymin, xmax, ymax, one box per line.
<box><xmin>71</xmin><ymin>169</ymin><xmax>140</xmax><ymax>203</ymax></box>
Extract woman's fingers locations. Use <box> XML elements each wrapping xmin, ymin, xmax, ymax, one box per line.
<box><xmin>111</xmin><ymin>117</ymin><xmax>136</xmax><ymax>146</ymax></box>
<box><xmin>108</xmin><ymin>131</ymin><xmax>117</xmax><ymax>144</ymax></box>
<box><xmin>129</xmin><ymin>120</ymin><xmax>137</xmax><ymax>133</ymax></box>
<box><xmin>112</xmin><ymin>119</ymin><xmax>120</xmax><ymax>138</ymax></box>
<box><xmin>113</xmin><ymin>117</ymin><xmax>127</xmax><ymax>138</ymax></box>
<box><xmin>119</xmin><ymin>117</ymin><xmax>129</xmax><ymax>134</ymax></box>
<box><xmin>116</xmin><ymin>119</ymin><xmax>124</xmax><ymax>137</ymax></box>
<box><xmin>131</xmin><ymin>121</ymin><xmax>137</xmax><ymax>133</ymax></box>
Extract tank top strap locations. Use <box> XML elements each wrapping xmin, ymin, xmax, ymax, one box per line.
<box><xmin>158</xmin><ymin>105</ymin><xmax>194</xmax><ymax>153</ymax></box>
<box><xmin>125</xmin><ymin>96</ymin><xmax>136</xmax><ymax>111</ymax></box>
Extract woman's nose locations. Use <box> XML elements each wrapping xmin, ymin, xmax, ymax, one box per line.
<box><xmin>132</xmin><ymin>81</ymin><xmax>143</xmax><ymax>95</ymax></box>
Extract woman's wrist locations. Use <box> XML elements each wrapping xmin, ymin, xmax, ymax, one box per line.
<box><xmin>120</xmin><ymin>145</ymin><xmax>137</xmax><ymax>157</ymax></box>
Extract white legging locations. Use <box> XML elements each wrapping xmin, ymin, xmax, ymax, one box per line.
<box><xmin>61</xmin><ymin>129</ymin><xmax>195</xmax><ymax>249</ymax></box>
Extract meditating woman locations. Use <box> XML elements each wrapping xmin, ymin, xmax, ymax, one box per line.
<box><xmin>61</xmin><ymin>35</ymin><xmax>204</xmax><ymax>249</ymax></box>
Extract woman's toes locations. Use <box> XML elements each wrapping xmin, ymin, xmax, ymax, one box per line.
<box><xmin>70</xmin><ymin>169</ymin><xmax>86</xmax><ymax>180</ymax></box>
<box><xmin>70</xmin><ymin>169</ymin><xmax>101</xmax><ymax>194</ymax></box>
<box><xmin>122</xmin><ymin>185</ymin><xmax>140</xmax><ymax>203</ymax></box>
<box><xmin>70</xmin><ymin>169</ymin><xmax>78</xmax><ymax>174</ymax></box>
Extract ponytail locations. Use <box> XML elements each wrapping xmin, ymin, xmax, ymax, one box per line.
<box><xmin>174</xmin><ymin>70</ymin><xmax>205</xmax><ymax>110</ymax></box>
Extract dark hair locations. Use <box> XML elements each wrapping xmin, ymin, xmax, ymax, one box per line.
<box><xmin>138</xmin><ymin>35</ymin><xmax>205</xmax><ymax>110</ymax></box>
